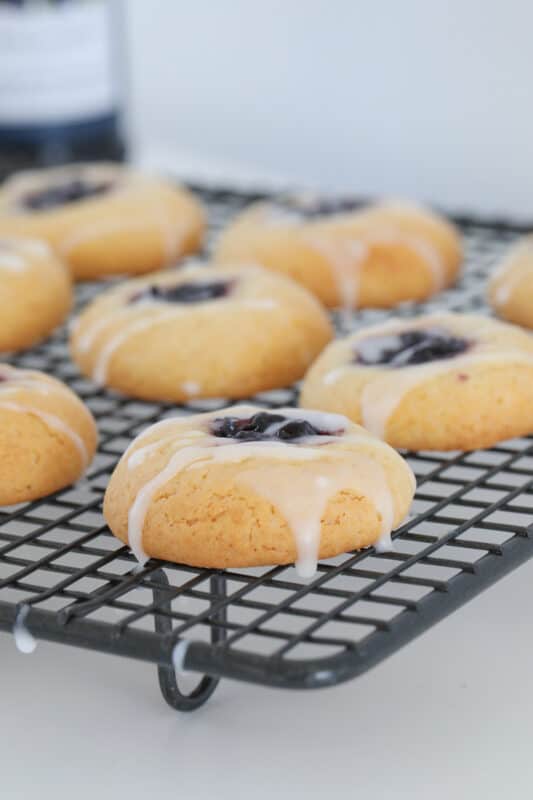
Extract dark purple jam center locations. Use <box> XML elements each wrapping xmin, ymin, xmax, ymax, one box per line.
<box><xmin>22</xmin><ymin>179</ymin><xmax>113</xmax><ymax>211</ymax></box>
<box><xmin>273</xmin><ymin>194</ymin><xmax>362</xmax><ymax>220</ymax></box>
<box><xmin>356</xmin><ymin>327</ymin><xmax>470</xmax><ymax>368</ymax></box>
<box><xmin>210</xmin><ymin>412</ymin><xmax>340</xmax><ymax>443</ymax></box>
<box><xmin>130</xmin><ymin>280</ymin><xmax>232</xmax><ymax>305</ymax></box>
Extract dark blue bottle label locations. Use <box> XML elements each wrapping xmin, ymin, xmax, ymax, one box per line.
<box><xmin>0</xmin><ymin>1</ymin><xmax>117</xmax><ymax>129</ymax></box>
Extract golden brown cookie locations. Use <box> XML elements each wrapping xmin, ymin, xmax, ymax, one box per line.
<box><xmin>103</xmin><ymin>405</ymin><xmax>415</xmax><ymax>575</ymax></box>
<box><xmin>0</xmin><ymin>365</ymin><xmax>97</xmax><ymax>505</ymax></box>
<box><xmin>215</xmin><ymin>196</ymin><xmax>462</xmax><ymax>309</ymax></box>
<box><xmin>0</xmin><ymin>163</ymin><xmax>205</xmax><ymax>280</ymax></box>
<box><xmin>488</xmin><ymin>236</ymin><xmax>533</xmax><ymax>329</ymax></box>
<box><xmin>300</xmin><ymin>313</ymin><xmax>533</xmax><ymax>451</ymax></box>
<box><xmin>0</xmin><ymin>236</ymin><xmax>71</xmax><ymax>352</ymax></box>
<box><xmin>70</xmin><ymin>263</ymin><xmax>333</xmax><ymax>402</ymax></box>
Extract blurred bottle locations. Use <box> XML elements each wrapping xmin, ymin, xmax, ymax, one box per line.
<box><xmin>0</xmin><ymin>0</ymin><xmax>126</xmax><ymax>180</ymax></box>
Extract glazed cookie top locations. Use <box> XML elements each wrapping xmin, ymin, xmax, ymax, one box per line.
<box><xmin>222</xmin><ymin>195</ymin><xmax>461</xmax><ymax>308</ymax></box>
<box><xmin>71</xmin><ymin>263</ymin><xmax>323</xmax><ymax>386</ymax></box>
<box><xmin>0</xmin><ymin>364</ymin><xmax>95</xmax><ymax>468</ymax></box>
<box><xmin>488</xmin><ymin>236</ymin><xmax>533</xmax><ymax>309</ymax></box>
<box><xmin>0</xmin><ymin>163</ymin><xmax>138</xmax><ymax>215</ymax></box>
<box><xmin>119</xmin><ymin>405</ymin><xmax>416</xmax><ymax>576</ymax></box>
<box><xmin>306</xmin><ymin>313</ymin><xmax>533</xmax><ymax>439</ymax></box>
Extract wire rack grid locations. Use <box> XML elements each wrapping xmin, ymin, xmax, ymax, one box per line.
<box><xmin>1</xmin><ymin>185</ymin><xmax>533</xmax><ymax>711</ymax></box>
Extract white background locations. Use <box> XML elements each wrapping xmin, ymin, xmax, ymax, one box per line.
<box><xmin>128</xmin><ymin>0</ymin><xmax>533</xmax><ymax>216</ymax></box>
<box><xmin>3</xmin><ymin>560</ymin><xmax>533</xmax><ymax>799</ymax></box>
<box><xmin>3</xmin><ymin>3</ymin><xmax>533</xmax><ymax>798</ymax></box>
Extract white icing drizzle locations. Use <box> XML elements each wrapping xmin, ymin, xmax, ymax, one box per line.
<box><xmin>302</xmin><ymin>227</ymin><xmax>445</xmax><ymax>311</ymax></box>
<box><xmin>126</xmin><ymin>429</ymin><xmax>206</xmax><ymax>470</ymax></box>
<box><xmin>121</xmin><ymin>415</ymin><xmax>197</xmax><ymax>467</ymax></box>
<box><xmin>77</xmin><ymin>309</ymin><xmax>132</xmax><ymax>353</ymax></box>
<box><xmin>172</xmin><ymin>639</ymin><xmax>190</xmax><ymax>674</ymax></box>
<box><xmin>305</xmin><ymin>234</ymin><xmax>367</xmax><ymax>314</ymax></box>
<box><xmin>495</xmin><ymin>283</ymin><xmax>513</xmax><ymax>306</ymax></box>
<box><xmin>91</xmin><ymin>311</ymin><xmax>179</xmax><ymax>385</ymax></box>
<box><xmin>181</xmin><ymin>381</ymin><xmax>201</xmax><ymax>397</ymax></box>
<box><xmin>0</xmin><ymin>366</ymin><xmax>89</xmax><ymax>405</ymax></box>
<box><xmin>359</xmin><ymin>350</ymin><xmax>533</xmax><ymax>439</ymax></box>
<box><xmin>322</xmin><ymin>319</ymin><xmax>533</xmax><ymax>440</ymax></box>
<box><xmin>0</xmin><ymin>252</ymin><xmax>27</xmax><ymax>272</ymax></box>
<box><xmin>0</xmin><ymin>400</ymin><xmax>89</xmax><ymax>467</ymax></box>
<box><xmin>490</xmin><ymin>239</ymin><xmax>533</xmax><ymax>308</ymax></box>
<box><xmin>17</xmin><ymin>239</ymin><xmax>52</xmax><ymax>258</ymax></box>
<box><xmin>396</xmin><ymin>233</ymin><xmax>445</xmax><ymax>291</ymax></box>
<box><xmin>124</xmin><ymin>407</ymin><xmax>408</xmax><ymax>575</ymax></box>
<box><xmin>262</xmin><ymin>199</ymin><xmax>447</xmax><ymax>308</ymax></box>
<box><xmin>13</xmin><ymin>605</ymin><xmax>37</xmax><ymax>654</ymax></box>
<box><xmin>128</xmin><ymin>446</ymin><xmax>211</xmax><ymax>564</ymax></box>
<box><xmin>374</xmin><ymin>532</ymin><xmax>395</xmax><ymax>553</ymax></box>
<box><xmin>243</xmin><ymin>298</ymin><xmax>278</xmax><ymax>310</ymax></box>
<box><xmin>323</xmin><ymin>365</ymin><xmax>348</xmax><ymax>386</ymax></box>
<box><xmin>0</xmin><ymin>237</ymin><xmax>53</xmax><ymax>273</ymax></box>
<box><xmin>238</xmin><ymin>456</ymin><xmax>394</xmax><ymax>577</ymax></box>
<box><xmin>79</xmin><ymin>295</ymin><xmax>280</xmax><ymax>386</ymax></box>
<box><xmin>77</xmin><ymin>299</ymin><xmax>185</xmax><ymax>354</ymax></box>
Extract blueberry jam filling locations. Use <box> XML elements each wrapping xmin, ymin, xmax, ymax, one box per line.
<box><xmin>22</xmin><ymin>178</ymin><xmax>113</xmax><ymax>211</ymax></box>
<box><xmin>210</xmin><ymin>412</ymin><xmax>342</xmax><ymax>443</ymax></box>
<box><xmin>272</xmin><ymin>194</ymin><xmax>362</xmax><ymax>220</ymax></box>
<box><xmin>130</xmin><ymin>279</ymin><xmax>233</xmax><ymax>305</ymax></box>
<box><xmin>355</xmin><ymin>327</ymin><xmax>471</xmax><ymax>368</ymax></box>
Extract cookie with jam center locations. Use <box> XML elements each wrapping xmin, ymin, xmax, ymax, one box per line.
<box><xmin>103</xmin><ymin>405</ymin><xmax>415</xmax><ymax>574</ymax></box>
<box><xmin>70</xmin><ymin>263</ymin><xmax>333</xmax><ymax>402</ymax></box>
<box><xmin>0</xmin><ymin>163</ymin><xmax>205</xmax><ymax>281</ymax></box>
<box><xmin>300</xmin><ymin>313</ymin><xmax>533</xmax><ymax>451</ymax></box>
<box><xmin>214</xmin><ymin>196</ymin><xmax>462</xmax><ymax>309</ymax></box>
<box><xmin>0</xmin><ymin>236</ymin><xmax>71</xmax><ymax>352</ymax></box>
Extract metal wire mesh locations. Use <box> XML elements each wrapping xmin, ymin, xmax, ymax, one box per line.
<box><xmin>1</xmin><ymin>186</ymin><xmax>532</xmax><ymax>691</ymax></box>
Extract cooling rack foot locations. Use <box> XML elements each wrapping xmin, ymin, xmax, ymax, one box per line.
<box><xmin>157</xmin><ymin>663</ymin><xmax>220</xmax><ymax>712</ymax></box>
<box><xmin>152</xmin><ymin>568</ymin><xmax>227</xmax><ymax>712</ymax></box>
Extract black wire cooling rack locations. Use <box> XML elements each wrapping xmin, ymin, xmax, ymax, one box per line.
<box><xmin>1</xmin><ymin>185</ymin><xmax>533</xmax><ymax>712</ymax></box>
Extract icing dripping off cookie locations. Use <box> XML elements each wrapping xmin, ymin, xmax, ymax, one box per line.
<box><xmin>306</xmin><ymin>229</ymin><xmax>445</xmax><ymax>312</ymax></box>
<box><xmin>123</xmin><ymin>408</ymin><xmax>408</xmax><ymax>576</ymax></box>
<box><xmin>320</xmin><ymin>317</ymin><xmax>533</xmax><ymax>440</ymax></box>
<box><xmin>0</xmin><ymin>401</ymin><xmax>89</xmax><ymax>467</ymax></box>
<box><xmin>13</xmin><ymin>605</ymin><xmax>37</xmax><ymax>654</ymax></box>
<box><xmin>0</xmin><ymin>367</ymin><xmax>92</xmax><ymax>466</ymax></box>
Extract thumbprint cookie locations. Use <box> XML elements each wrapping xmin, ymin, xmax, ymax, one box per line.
<box><xmin>215</xmin><ymin>196</ymin><xmax>462</xmax><ymax>310</ymax></box>
<box><xmin>103</xmin><ymin>406</ymin><xmax>415</xmax><ymax>576</ymax></box>
<box><xmin>70</xmin><ymin>263</ymin><xmax>333</xmax><ymax>402</ymax></box>
<box><xmin>0</xmin><ymin>163</ymin><xmax>205</xmax><ymax>280</ymax></box>
<box><xmin>300</xmin><ymin>313</ymin><xmax>533</xmax><ymax>451</ymax></box>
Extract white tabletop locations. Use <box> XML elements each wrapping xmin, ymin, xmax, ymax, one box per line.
<box><xmin>2</xmin><ymin>554</ymin><xmax>533</xmax><ymax>800</ymax></box>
